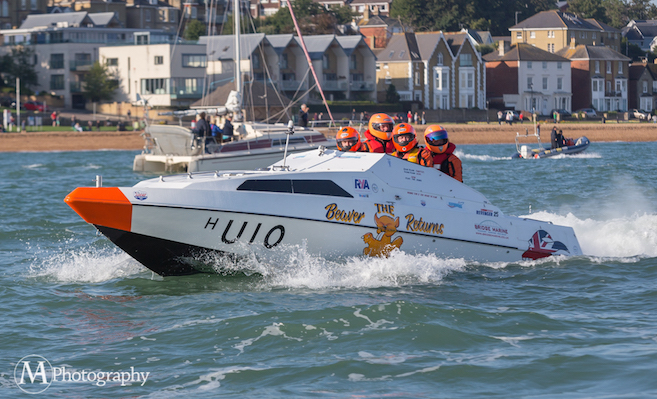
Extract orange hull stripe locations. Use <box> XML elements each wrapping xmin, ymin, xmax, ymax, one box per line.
<box><xmin>64</xmin><ymin>187</ymin><xmax>132</xmax><ymax>232</ymax></box>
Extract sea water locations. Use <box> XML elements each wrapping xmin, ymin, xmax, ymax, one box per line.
<box><xmin>2</xmin><ymin>142</ymin><xmax>657</xmax><ymax>397</ymax></box>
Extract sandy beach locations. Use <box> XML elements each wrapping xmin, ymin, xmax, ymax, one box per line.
<box><xmin>1</xmin><ymin>122</ymin><xmax>656</xmax><ymax>152</ymax></box>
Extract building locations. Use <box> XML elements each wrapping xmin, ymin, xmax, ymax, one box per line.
<box><xmin>510</xmin><ymin>10</ymin><xmax>621</xmax><ymax>54</ymax></box>
<box><xmin>0</xmin><ymin>0</ymin><xmax>48</xmax><ymax>30</ymax></box>
<box><xmin>125</xmin><ymin>0</ymin><xmax>180</xmax><ymax>32</ymax></box>
<box><xmin>101</xmin><ymin>42</ymin><xmax>207</xmax><ymax>107</ymax></box>
<box><xmin>628</xmin><ymin>61</ymin><xmax>657</xmax><ymax>112</ymax></box>
<box><xmin>0</xmin><ymin>11</ymin><xmax>176</xmax><ymax>108</ymax></box>
<box><xmin>358</xmin><ymin>12</ymin><xmax>403</xmax><ymax>50</ymax></box>
<box><xmin>484</xmin><ymin>42</ymin><xmax>572</xmax><ymax>114</ymax></box>
<box><xmin>555</xmin><ymin>40</ymin><xmax>630</xmax><ymax>112</ymax></box>
<box><xmin>622</xmin><ymin>20</ymin><xmax>657</xmax><ymax>52</ymax></box>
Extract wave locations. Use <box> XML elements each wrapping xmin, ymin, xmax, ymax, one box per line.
<box><xmin>456</xmin><ymin>150</ymin><xmax>512</xmax><ymax>161</ymax></box>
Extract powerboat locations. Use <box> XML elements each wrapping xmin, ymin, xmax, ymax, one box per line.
<box><xmin>133</xmin><ymin>121</ymin><xmax>335</xmax><ymax>173</ymax></box>
<box><xmin>512</xmin><ymin>130</ymin><xmax>590</xmax><ymax>159</ymax></box>
<box><xmin>66</xmin><ymin>147</ymin><xmax>583</xmax><ymax>277</ymax></box>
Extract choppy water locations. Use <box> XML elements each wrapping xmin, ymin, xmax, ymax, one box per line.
<box><xmin>2</xmin><ymin>142</ymin><xmax>657</xmax><ymax>397</ymax></box>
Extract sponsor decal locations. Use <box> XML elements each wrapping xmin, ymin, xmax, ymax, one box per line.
<box><xmin>406</xmin><ymin>191</ymin><xmax>438</xmax><ymax>199</ymax></box>
<box><xmin>421</xmin><ymin>200</ymin><xmax>426</xmax><ymax>207</ymax></box>
<box><xmin>14</xmin><ymin>354</ymin><xmax>150</xmax><ymax>394</ymax></box>
<box><xmin>405</xmin><ymin>214</ymin><xmax>444</xmax><ymax>235</ymax></box>
<box><xmin>325</xmin><ymin>203</ymin><xmax>365</xmax><ymax>224</ymax></box>
<box><xmin>522</xmin><ymin>229</ymin><xmax>569</xmax><ymax>260</ymax></box>
<box><xmin>363</xmin><ymin>204</ymin><xmax>403</xmax><ymax>257</ymax></box>
<box><xmin>448</xmin><ymin>201</ymin><xmax>464</xmax><ymax>208</ymax></box>
<box><xmin>402</xmin><ymin>167</ymin><xmax>425</xmax><ymax>182</ymax></box>
<box><xmin>133</xmin><ymin>191</ymin><xmax>148</xmax><ymax>201</ymax></box>
<box><xmin>474</xmin><ymin>220</ymin><xmax>509</xmax><ymax>239</ymax></box>
<box><xmin>476</xmin><ymin>208</ymin><xmax>498</xmax><ymax>217</ymax></box>
<box><xmin>358</xmin><ymin>194</ymin><xmax>369</xmax><ymax>198</ymax></box>
<box><xmin>204</xmin><ymin>217</ymin><xmax>285</xmax><ymax>248</ymax></box>
<box><xmin>355</xmin><ymin>179</ymin><xmax>370</xmax><ymax>190</ymax></box>
<box><xmin>372</xmin><ymin>183</ymin><xmax>379</xmax><ymax>193</ymax></box>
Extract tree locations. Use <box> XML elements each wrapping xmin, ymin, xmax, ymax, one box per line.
<box><xmin>385</xmin><ymin>84</ymin><xmax>401</xmax><ymax>104</ymax></box>
<box><xmin>184</xmin><ymin>19</ymin><xmax>207</xmax><ymax>41</ymax></box>
<box><xmin>82</xmin><ymin>62</ymin><xmax>118</xmax><ymax>103</ymax></box>
<box><xmin>0</xmin><ymin>46</ymin><xmax>38</xmax><ymax>93</ymax></box>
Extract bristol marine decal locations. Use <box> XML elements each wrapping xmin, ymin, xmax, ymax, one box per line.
<box><xmin>474</xmin><ymin>220</ymin><xmax>509</xmax><ymax>239</ymax></box>
<box><xmin>204</xmin><ymin>217</ymin><xmax>285</xmax><ymax>249</ymax></box>
<box><xmin>522</xmin><ymin>229</ymin><xmax>569</xmax><ymax>260</ymax></box>
<box><xmin>363</xmin><ymin>203</ymin><xmax>403</xmax><ymax>257</ymax></box>
<box><xmin>324</xmin><ymin>203</ymin><xmax>365</xmax><ymax>224</ymax></box>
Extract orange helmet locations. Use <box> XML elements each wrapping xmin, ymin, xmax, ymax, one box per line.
<box><xmin>392</xmin><ymin>123</ymin><xmax>417</xmax><ymax>153</ymax></box>
<box><xmin>335</xmin><ymin>126</ymin><xmax>362</xmax><ymax>152</ymax></box>
<box><xmin>368</xmin><ymin>113</ymin><xmax>394</xmax><ymax>141</ymax></box>
<box><xmin>424</xmin><ymin>125</ymin><xmax>450</xmax><ymax>154</ymax></box>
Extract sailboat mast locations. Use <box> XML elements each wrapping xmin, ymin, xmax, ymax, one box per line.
<box><xmin>234</xmin><ymin>0</ymin><xmax>241</xmax><ymax>93</ymax></box>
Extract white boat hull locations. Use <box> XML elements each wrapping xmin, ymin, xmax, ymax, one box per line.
<box><xmin>68</xmin><ymin>150</ymin><xmax>583</xmax><ymax>276</ymax></box>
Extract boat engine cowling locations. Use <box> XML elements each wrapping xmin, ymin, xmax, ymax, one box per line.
<box><xmin>520</xmin><ymin>145</ymin><xmax>530</xmax><ymax>159</ymax></box>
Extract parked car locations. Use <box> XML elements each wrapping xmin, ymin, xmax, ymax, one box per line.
<box><xmin>23</xmin><ymin>101</ymin><xmax>46</xmax><ymax>112</ymax></box>
<box><xmin>574</xmin><ymin>108</ymin><xmax>597</xmax><ymax>118</ymax></box>
<box><xmin>631</xmin><ymin>109</ymin><xmax>649</xmax><ymax>120</ymax></box>
<box><xmin>551</xmin><ymin>109</ymin><xmax>571</xmax><ymax>117</ymax></box>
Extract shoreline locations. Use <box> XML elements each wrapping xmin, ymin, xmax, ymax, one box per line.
<box><xmin>1</xmin><ymin>123</ymin><xmax>656</xmax><ymax>152</ymax></box>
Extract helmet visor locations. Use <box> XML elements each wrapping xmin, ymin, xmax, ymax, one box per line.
<box><xmin>394</xmin><ymin>133</ymin><xmax>415</xmax><ymax>146</ymax></box>
<box><xmin>425</xmin><ymin>131</ymin><xmax>448</xmax><ymax>147</ymax></box>
<box><xmin>372</xmin><ymin>122</ymin><xmax>393</xmax><ymax>133</ymax></box>
<box><xmin>338</xmin><ymin>138</ymin><xmax>358</xmax><ymax>151</ymax></box>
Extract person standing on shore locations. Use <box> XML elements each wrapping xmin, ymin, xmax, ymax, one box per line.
<box><xmin>497</xmin><ymin>110</ymin><xmax>503</xmax><ymax>125</ymax></box>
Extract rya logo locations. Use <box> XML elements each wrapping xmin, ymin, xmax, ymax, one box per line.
<box><xmin>355</xmin><ymin>179</ymin><xmax>370</xmax><ymax>190</ymax></box>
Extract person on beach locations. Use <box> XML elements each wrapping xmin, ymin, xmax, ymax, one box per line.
<box><xmin>424</xmin><ymin>125</ymin><xmax>462</xmax><ymax>182</ymax></box>
<box><xmin>391</xmin><ymin>123</ymin><xmax>433</xmax><ymax>166</ymax></box>
<box><xmin>362</xmin><ymin>113</ymin><xmax>395</xmax><ymax>153</ymax></box>
<box><xmin>497</xmin><ymin>110</ymin><xmax>503</xmax><ymax>125</ymax></box>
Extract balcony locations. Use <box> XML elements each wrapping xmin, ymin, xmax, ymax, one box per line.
<box><xmin>322</xmin><ymin>81</ymin><xmax>347</xmax><ymax>91</ymax></box>
<box><xmin>604</xmin><ymin>91</ymin><xmax>624</xmax><ymax>97</ymax></box>
<box><xmin>350</xmin><ymin>82</ymin><xmax>375</xmax><ymax>91</ymax></box>
<box><xmin>70</xmin><ymin>82</ymin><xmax>83</xmax><ymax>93</ymax></box>
<box><xmin>70</xmin><ymin>60</ymin><xmax>94</xmax><ymax>72</ymax></box>
<box><xmin>279</xmin><ymin>80</ymin><xmax>308</xmax><ymax>91</ymax></box>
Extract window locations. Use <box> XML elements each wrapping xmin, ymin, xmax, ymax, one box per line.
<box><xmin>606</xmin><ymin>80</ymin><xmax>611</xmax><ymax>93</ymax></box>
<box><xmin>530</xmin><ymin>31</ymin><xmax>535</xmax><ymax>39</ymax></box>
<box><xmin>384</xmin><ymin>75</ymin><xmax>391</xmax><ymax>84</ymax></box>
<box><xmin>527</xmin><ymin>76</ymin><xmax>533</xmax><ymax>90</ymax></box>
<box><xmin>182</xmin><ymin>54</ymin><xmax>206</xmax><ymax>67</ymax></box>
<box><xmin>281</xmin><ymin>53</ymin><xmax>288</xmax><ymax>69</ymax></box>
<box><xmin>548</xmin><ymin>30</ymin><xmax>554</xmax><ymax>38</ymax></box>
<box><xmin>50</xmin><ymin>53</ymin><xmax>64</xmax><ymax>69</ymax></box>
<box><xmin>607</xmin><ymin>61</ymin><xmax>611</xmax><ymax>74</ymax></box>
<box><xmin>237</xmin><ymin>179</ymin><xmax>352</xmax><ymax>197</ymax></box>
<box><xmin>543</xmin><ymin>77</ymin><xmax>548</xmax><ymax>90</ymax></box>
<box><xmin>595</xmin><ymin>61</ymin><xmax>600</xmax><ymax>73</ymax></box>
<box><xmin>21</xmin><ymin>0</ymin><xmax>26</xmax><ymax>10</ymax></box>
<box><xmin>527</xmin><ymin>61</ymin><xmax>532</xmax><ymax>69</ymax></box>
<box><xmin>437</xmin><ymin>53</ymin><xmax>443</xmax><ymax>66</ymax></box>
<box><xmin>106</xmin><ymin>58</ymin><xmax>118</xmax><ymax>66</ymax></box>
<box><xmin>141</xmin><ymin>78</ymin><xmax>168</xmax><ymax>95</ymax></box>
<box><xmin>643</xmin><ymin>81</ymin><xmax>648</xmax><ymax>93</ymax></box>
<box><xmin>516</xmin><ymin>32</ymin><xmax>522</xmax><ymax>39</ymax></box>
<box><xmin>50</xmin><ymin>74</ymin><xmax>64</xmax><ymax>90</ymax></box>
<box><xmin>323</xmin><ymin>54</ymin><xmax>329</xmax><ymax>69</ymax></box>
<box><xmin>154</xmin><ymin>56</ymin><xmax>163</xmax><ymax>65</ymax></box>
<box><xmin>350</xmin><ymin>54</ymin><xmax>357</xmax><ymax>70</ymax></box>
<box><xmin>145</xmin><ymin>11</ymin><xmax>151</xmax><ymax>22</ymax></box>
<box><xmin>135</xmin><ymin>33</ymin><xmax>149</xmax><ymax>45</ymax></box>
<box><xmin>557</xmin><ymin>77</ymin><xmax>562</xmax><ymax>90</ymax></box>
<box><xmin>557</xmin><ymin>62</ymin><xmax>562</xmax><ymax>69</ymax></box>
<box><xmin>460</xmin><ymin>53</ymin><xmax>472</xmax><ymax>66</ymax></box>
<box><xmin>618</xmin><ymin>61</ymin><xmax>623</xmax><ymax>74</ymax></box>
<box><xmin>252</xmin><ymin>53</ymin><xmax>260</xmax><ymax>69</ymax></box>
<box><xmin>542</xmin><ymin>61</ymin><xmax>547</xmax><ymax>69</ymax></box>
<box><xmin>1</xmin><ymin>1</ymin><xmax>7</xmax><ymax>17</ymax></box>
<box><xmin>171</xmin><ymin>78</ymin><xmax>203</xmax><ymax>96</ymax></box>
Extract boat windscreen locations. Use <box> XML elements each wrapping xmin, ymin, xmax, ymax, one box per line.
<box><xmin>237</xmin><ymin>179</ymin><xmax>353</xmax><ymax>197</ymax></box>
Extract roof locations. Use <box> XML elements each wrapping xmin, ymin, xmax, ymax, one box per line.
<box><xmin>335</xmin><ymin>35</ymin><xmax>366</xmax><ymax>56</ymax></box>
<box><xmin>415</xmin><ymin>32</ymin><xmax>445</xmax><ymax>61</ymax></box>
<box><xmin>376</xmin><ymin>33</ymin><xmax>421</xmax><ymax>62</ymax></box>
<box><xmin>483</xmin><ymin>43</ymin><xmax>570</xmax><ymax>62</ymax></box>
<box><xmin>264</xmin><ymin>34</ymin><xmax>295</xmax><ymax>53</ymax></box>
<box><xmin>298</xmin><ymin>35</ymin><xmax>340</xmax><ymax>60</ymax></box>
<box><xmin>87</xmin><ymin>12</ymin><xmax>119</xmax><ymax>27</ymax></box>
<box><xmin>199</xmin><ymin>33</ymin><xmax>267</xmax><ymax>61</ymax></box>
<box><xmin>585</xmin><ymin>19</ymin><xmax>618</xmax><ymax>33</ymax></box>
<box><xmin>443</xmin><ymin>32</ymin><xmax>470</xmax><ymax>54</ymax></box>
<box><xmin>510</xmin><ymin>10</ymin><xmax>601</xmax><ymax>31</ymax></box>
<box><xmin>19</xmin><ymin>11</ymin><xmax>92</xmax><ymax>29</ymax></box>
<box><xmin>622</xmin><ymin>20</ymin><xmax>657</xmax><ymax>41</ymax></box>
<box><xmin>191</xmin><ymin>80</ymin><xmax>291</xmax><ymax>108</ymax></box>
<box><xmin>555</xmin><ymin>44</ymin><xmax>631</xmax><ymax>61</ymax></box>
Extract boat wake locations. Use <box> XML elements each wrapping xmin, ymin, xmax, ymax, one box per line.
<box><xmin>525</xmin><ymin>210</ymin><xmax>657</xmax><ymax>259</ymax></box>
<box><xmin>455</xmin><ymin>150</ymin><xmax>512</xmax><ymax>162</ymax></box>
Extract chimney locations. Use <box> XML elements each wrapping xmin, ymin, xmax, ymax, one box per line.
<box><xmin>363</xmin><ymin>6</ymin><xmax>370</xmax><ymax>22</ymax></box>
<box><xmin>570</xmin><ymin>36</ymin><xmax>576</xmax><ymax>49</ymax></box>
<box><xmin>498</xmin><ymin>40</ymin><xmax>509</xmax><ymax>56</ymax></box>
<box><xmin>372</xmin><ymin>5</ymin><xmax>379</xmax><ymax>16</ymax></box>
